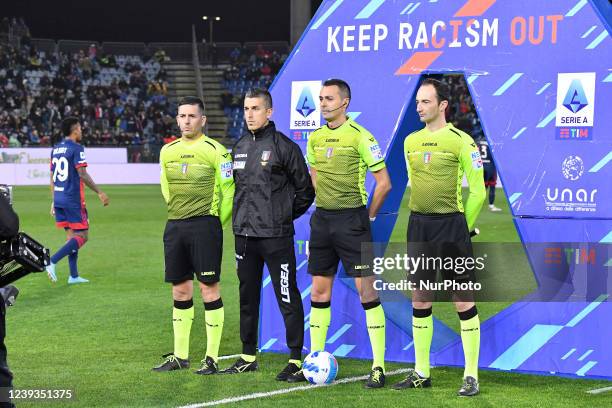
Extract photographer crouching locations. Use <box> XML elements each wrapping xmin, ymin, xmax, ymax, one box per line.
<box><xmin>0</xmin><ymin>185</ymin><xmax>18</xmax><ymax>408</ymax></box>
<box><xmin>0</xmin><ymin>184</ymin><xmax>49</xmax><ymax>406</ymax></box>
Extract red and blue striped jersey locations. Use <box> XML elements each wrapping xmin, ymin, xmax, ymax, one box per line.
<box><xmin>50</xmin><ymin>139</ymin><xmax>87</xmax><ymax>208</ymax></box>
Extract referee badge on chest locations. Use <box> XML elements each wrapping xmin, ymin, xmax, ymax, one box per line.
<box><xmin>181</xmin><ymin>163</ymin><xmax>188</xmax><ymax>174</ymax></box>
<box><xmin>423</xmin><ymin>152</ymin><xmax>432</xmax><ymax>164</ymax></box>
<box><xmin>261</xmin><ymin>150</ymin><xmax>271</xmax><ymax>166</ymax></box>
<box><xmin>326</xmin><ymin>147</ymin><xmax>334</xmax><ymax>159</ymax></box>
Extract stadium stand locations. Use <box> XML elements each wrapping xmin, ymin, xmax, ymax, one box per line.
<box><xmin>220</xmin><ymin>44</ymin><xmax>288</xmax><ymax>140</ymax></box>
<box><xmin>0</xmin><ymin>19</ymin><xmax>176</xmax><ymax>164</ymax></box>
<box><xmin>0</xmin><ymin>19</ymin><xmax>483</xmax><ymax>155</ymax></box>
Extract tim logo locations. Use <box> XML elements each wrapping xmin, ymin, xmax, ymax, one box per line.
<box><xmin>544</xmin><ymin>247</ymin><xmax>596</xmax><ymax>265</ymax></box>
<box><xmin>290</xmin><ymin>81</ymin><xmax>322</xmax><ymax>130</ymax></box>
<box><xmin>292</xmin><ymin>130</ymin><xmax>311</xmax><ymax>141</ymax></box>
<box><xmin>555</xmin><ymin>73</ymin><xmax>595</xmax><ymax>140</ymax></box>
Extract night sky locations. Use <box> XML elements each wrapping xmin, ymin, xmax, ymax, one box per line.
<box><xmin>1</xmin><ymin>0</ymin><xmax>324</xmax><ymax>44</ymax></box>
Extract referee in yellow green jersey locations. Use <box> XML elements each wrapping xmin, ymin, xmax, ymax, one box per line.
<box><xmin>392</xmin><ymin>78</ymin><xmax>485</xmax><ymax>396</ymax></box>
<box><xmin>153</xmin><ymin>97</ymin><xmax>235</xmax><ymax>375</ymax></box>
<box><xmin>289</xmin><ymin>79</ymin><xmax>392</xmax><ymax>388</ymax></box>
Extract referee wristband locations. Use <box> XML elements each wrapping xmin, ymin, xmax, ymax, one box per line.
<box><xmin>369</xmin><ymin>217</ymin><xmax>376</xmax><ymax>222</ymax></box>
<box><xmin>470</xmin><ymin>228</ymin><xmax>480</xmax><ymax>237</ymax></box>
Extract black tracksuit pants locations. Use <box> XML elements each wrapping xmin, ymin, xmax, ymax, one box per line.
<box><xmin>235</xmin><ymin>235</ymin><xmax>304</xmax><ymax>360</ymax></box>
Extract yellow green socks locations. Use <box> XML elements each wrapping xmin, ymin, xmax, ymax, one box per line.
<box><xmin>241</xmin><ymin>354</ymin><xmax>256</xmax><ymax>363</ymax></box>
<box><xmin>363</xmin><ymin>301</ymin><xmax>386</xmax><ymax>372</ymax></box>
<box><xmin>309</xmin><ymin>301</ymin><xmax>331</xmax><ymax>352</ymax></box>
<box><xmin>412</xmin><ymin>307</ymin><xmax>433</xmax><ymax>378</ymax></box>
<box><xmin>204</xmin><ymin>298</ymin><xmax>224</xmax><ymax>361</ymax></box>
<box><xmin>173</xmin><ymin>299</ymin><xmax>194</xmax><ymax>360</ymax></box>
<box><xmin>459</xmin><ymin>306</ymin><xmax>480</xmax><ymax>380</ymax></box>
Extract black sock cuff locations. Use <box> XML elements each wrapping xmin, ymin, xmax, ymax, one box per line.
<box><xmin>458</xmin><ymin>305</ymin><xmax>478</xmax><ymax>321</ymax></box>
<box><xmin>204</xmin><ymin>298</ymin><xmax>223</xmax><ymax>311</ymax></box>
<box><xmin>361</xmin><ymin>300</ymin><xmax>381</xmax><ymax>311</ymax></box>
<box><xmin>413</xmin><ymin>307</ymin><xmax>432</xmax><ymax>318</ymax></box>
<box><xmin>174</xmin><ymin>299</ymin><xmax>193</xmax><ymax>309</ymax></box>
<box><xmin>311</xmin><ymin>301</ymin><xmax>331</xmax><ymax>309</ymax></box>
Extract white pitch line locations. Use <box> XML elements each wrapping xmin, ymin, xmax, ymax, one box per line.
<box><xmin>177</xmin><ymin>368</ymin><xmax>409</xmax><ymax>408</ymax></box>
<box><xmin>218</xmin><ymin>354</ymin><xmax>241</xmax><ymax>361</ymax></box>
<box><xmin>586</xmin><ymin>386</ymin><xmax>612</xmax><ymax>395</ymax></box>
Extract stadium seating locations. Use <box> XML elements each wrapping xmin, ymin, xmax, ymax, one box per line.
<box><xmin>220</xmin><ymin>46</ymin><xmax>288</xmax><ymax>140</ymax></box>
<box><xmin>0</xmin><ymin>22</ymin><xmax>175</xmax><ymax>152</ymax></box>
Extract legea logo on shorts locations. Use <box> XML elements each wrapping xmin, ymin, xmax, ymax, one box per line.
<box><xmin>555</xmin><ymin>73</ymin><xmax>595</xmax><ymax>140</ymax></box>
<box><xmin>290</xmin><ymin>81</ymin><xmax>322</xmax><ymax>130</ymax></box>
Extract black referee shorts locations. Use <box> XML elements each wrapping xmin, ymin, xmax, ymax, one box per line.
<box><xmin>163</xmin><ymin>215</ymin><xmax>222</xmax><ymax>284</ymax></box>
<box><xmin>308</xmin><ymin>206</ymin><xmax>374</xmax><ymax>278</ymax></box>
<box><xmin>406</xmin><ymin>212</ymin><xmax>475</xmax><ymax>284</ymax></box>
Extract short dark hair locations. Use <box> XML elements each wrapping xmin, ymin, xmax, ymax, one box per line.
<box><xmin>420</xmin><ymin>78</ymin><xmax>450</xmax><ymax>105</ymax></box>
<box><xmin>178</xmin><ymin>96</ymin><xmax>205</xmax><ymax>114</ymax></box>
<box><xmin>244</xmin><ymin>88</ymin><xmax>273</xmax><ymax>109</ymax></box>
<box><xmin>61</xmin><ymin>116</ymin><xmax>80</xmax><ymax>136</ymax></box>
<box><xmin>323</xmin><ymin>78</ymin><xmax>351</xmax><ymax>100</ymax></box>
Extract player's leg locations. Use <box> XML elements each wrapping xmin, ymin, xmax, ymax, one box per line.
<box><xmin>454</xmin><ymin>300</ymin><xmax>480</xmax><ymax>396</ymax></box>
<box><xmin>335</xmin><ymin>207</ymin><xmax>386</xmax><ymax>388</ymax></box>
<box><xmin>193</xmin><ymin>216</ymin><xmax>224</xmax><ymax>375</ymax></box>
<box><xmin>307</xmin><ymin>210</ymin><xmax>338</xmax><ymax>353</ymax></box>
<box><xmin>153</xmin><ymin>220</ymin><xmax>193</xmax><ymax>372</ymax></box>
<box><xmin>47</xmin><ymin>207</ymin><xmax>88</xmax><ymax>282</ymax></box>
<box><xmin>354</xmin><ymin>276</ymin><xmax>386</xmax><ymax>388</ymax></box>
<box><xmin>220</xmin><ymin>235</ymin><xmax>262</xmax><ymax>374</ymax></box>
<box><xmin>262</xmin><ymin>236</ymin><xmax>304</xmax><ymax>380</ymax></box>
<box><xmin>172</xmin><ymin>280</ymin><xmax>195</xmax><ymax>361</ymax></box>
<box><xmin>486</xmin><ymin>167</ymin><xmax>501</xmax><ymax>212</ymax></box>
<box><xmin>286</xmin><ymin>274</ymin><xmax>332</xmax><ymax>384</ymax></box>
<box><xmin>196</xmin><ymin>281</ymin><xmax>223</xmax><ymax>374</ymax></box>
<box><xmin>394</xmin><ymin>213</ymin><xmax>434</xmax><ymax>390</ymax></box>
<box><xmin>309</xmin><ymin>276</ymin><xmax>334</xmax><ymax>351</ymax></box>
<box><xmin>67</xmin><ymin>228</ymin><xmax>89</xmax><ymax>283</ymax></box>
<box><xmin>288</xmin><ymin>210</ymin><xmax>337</xmax><ymax>383</ymax></box>
<box><xmin>446</xmin><ymin>214</ymin><xmax>480</xmax><ymax>396</ymax></box>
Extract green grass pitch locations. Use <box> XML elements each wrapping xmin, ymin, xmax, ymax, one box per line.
<box><xmin>6</xmin><ymin>185</ymin><xmax>611</xmax><ymax>407</ymax></box>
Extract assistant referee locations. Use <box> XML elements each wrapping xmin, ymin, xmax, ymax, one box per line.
<box><xmin>153</xmin><ymin>96</ymin><xmax>235</xmax><ymax>375</ymax></box>
<box><xmin>221</xmin><ymin>89</ymin><xmax>315</xmax><ymax>380</ymax></box>
<box><xmin>392</xmin><ymin>78</ymin><xmax>486</xmax><ymax>396</ymax></box>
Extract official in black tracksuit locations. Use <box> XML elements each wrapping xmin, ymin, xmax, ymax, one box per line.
<box><xmin>221</xmin><ymin>89</ymin><xmax>315</xmax><ymax>380</ymax></box>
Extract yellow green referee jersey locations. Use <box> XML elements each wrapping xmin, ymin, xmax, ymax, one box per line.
<box><xmin>160</xmin><ymin>134</ymin><xmax>234</xmax><ymax>224</ymax></box>
<box><xmin>404</xmin><ymin>123</ymin><xmax>486</xmax><ymax>230</ymax></box>
<box><xmin>307</xmin><ymin>117</ymin><xmax>386</xmax><ymax>210</ymax></box>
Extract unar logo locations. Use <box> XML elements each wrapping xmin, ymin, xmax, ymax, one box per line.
<box><xmin>561</xmin><ymin>155</ymin><xmax>584</xmax><ymax>181</ymax></box>
<box><xmin>544</xmin><ymin>155</ymin><xmax>596</xmax><ymax>213</ymax></box>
